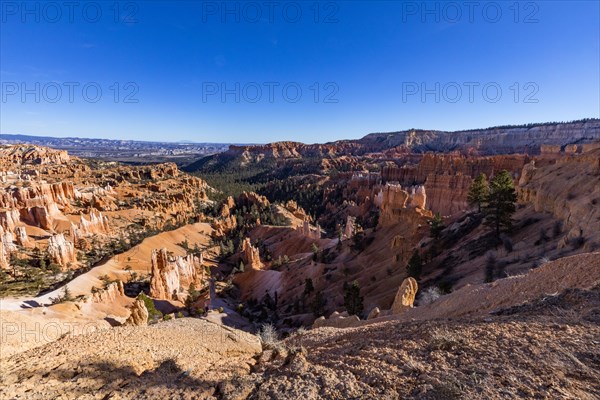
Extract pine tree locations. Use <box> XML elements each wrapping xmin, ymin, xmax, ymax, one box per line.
<box><xmin>406</xmin><ymin>249</ymin><xmax>422</xmax><ymax>280</ymax></box>
<box><xmin>343</xmin><ymin>280</ymin><xmax>364</xmax><ymax>316</ymax></box>
<box><xmin>429</xmin><ymin>212</ymin><xmax>444</xmax><ymax>239</ymax></box>
<box><xmin>484</xmin><ymin>170</ymin><xmax>517</xmax><ymax>237</ymax></box>
<box><xmin>62</xmin><ymin>285</ymin><xmax>73</xmax><ymax>302</ymax></box>
<box><xmin>468</xmin><ymin>173</ymin><xmax>489</xmax><ymax>213</ymax></box>
<box><xmin>311</xmin><ymin>290</ymin><xmax>326</xmax><ymax>317</ymax></box>
<box><xmin>303</xmin><ymin>278</ymin><xmax>314</xmax><ymax>296</ymax></box>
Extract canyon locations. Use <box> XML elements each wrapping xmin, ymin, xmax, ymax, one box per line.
<box><xmin>1</xmin><ymin>120</ymin><xmax>599</xmax><ymax>399</ymax></box>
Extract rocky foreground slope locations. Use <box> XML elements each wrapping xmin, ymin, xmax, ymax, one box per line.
<box><xmin>1</xmin><ymin>254</ymin><xmax>598</xmax><ymax>399</ymax></box>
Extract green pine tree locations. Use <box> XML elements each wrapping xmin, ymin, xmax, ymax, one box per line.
<box><xmin>406</xmin><ymin>250</ymin><xmax>423</xmax><ymax>280</ymax></box>
<box><xmin>429</xmin><ymin>212</ymin><xmax>444</xmax><ymax>239</ymax></box>
<box><xmin>311</xmin><ymin>290</ymin><xmax>326</xmax><ymax>317</ymax></box>
<box><xmin>468</xmin><ymin>173</ymin><xmax>489</xmax><ymax>213</ymax></box>
<box><xmin>303</xmin><ymin>278</ymin><xmax>314</xmax><ymax>296</ymax></box>
<box><xmin>484</xmin><ymin>170</ymin><xmax>517</xmax><ymax>237</ymax></box>
<box><xmin>343</xmin><ymin>280</ymin><xmax>364</xmax><ymax>316</ymax></box>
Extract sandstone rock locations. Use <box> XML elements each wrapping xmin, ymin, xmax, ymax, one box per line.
<box><xmin>391</xmin><ymin>278</ymin><xmax>418</xmax><ymax>314</ymax></box>
<box><xmin>0</xmin><ymin>240</ymin><xmax>9</xmax><ymax>269</ymax></box>
<box><xmin>312</xmin><ymin>312</ymin><xmax>361</xmax><ymax>329</ymax></box>
<box><xmin>71</xmin><ymin>209</ymin><xmax>110</xmax><ymax>240</ymax></box>
<box><xmin>297</xmin><ymin>219</ymin><xmax>321</xmax><ymax>240</ymax></box>
<box><xmin>518</xmin><ymin>150</ymin><xmax>600</xmax><ymax>249</ymax></box>
<box><xmin>409</xmin><ymin>185</ymin><xmax>427</xmax><ymax>209</ymax></box>
<box><xmin>541</xmin><ymin>144</ymin><xmax>561</xmax><ymax>154</ymax></box>
<box><xmin>15</xmin><ymin>226</ymin><xmax>29</xmax><ymax>247</ymax></box>
<box><xmin>0</xmin><ymin>144</ymin><xmax>71</xmax><ymax>166</ymax></box>
<box><xmin>237</xmin><ymin>191</ymin><xmax>270</xmax><ymax>209</ymax></box>
<box><xmin>343</xmin><ymin>215</ymin><xmax>356</xmax><ymax>239</ymax></box>
<box><xmin>149</xmin><ymin>248</ymin><xmax>203</xmax><ymax>301</ymax></box>
<box><xmin>47</xmin><ymin>233</ymin><xmax>76</xmax><ymax>269</ymax></box>
<box><xmin>0</xmin><ymin>209</ymin><xmax>21</xmax><ymax>232</ymax></box>
<box><xmin>367</xmin><ymin>307</ymin><xmax>381</xmax><ymax>320</ymax></box>
<box><xmin>211</xmin><ymin>215</ymin><xmax>237</xmax><ymax>237</ymax></box>
<box><xmin>1</xmin><ymin>231</ymin><xmax>16</xmax><ymax>252</ymax></box>
<box><xmin>124</xmin><ymin>298</ymin><xmax>149</xmax><ymax>326</ymax></box>
<box><xmin>241</xmin><ymin>237</ymin><xmax>262</xmax><ymax>270</ymax></box>
<box><xmin>376</xmin><ymin>183</ymin><xmax>433</xmax><ymax>227</ymax></box>
<box><xmin>423</xmin><ymin>173</ymin><xmax>470</xmax><ymax>215</ymax></box>
<box><xmin>90</xmin><ymin>280</ymin><xmax>125</xmax><ymax>304</ymax></box>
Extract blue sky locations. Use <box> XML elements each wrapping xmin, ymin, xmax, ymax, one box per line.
<box><xmin>1</xmin><ymin>1</ymin><xmax>599</xmax><ymax>143</ymax></box>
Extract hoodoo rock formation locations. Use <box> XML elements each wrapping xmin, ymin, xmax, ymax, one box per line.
<box><xmin>149</xmin><ymin>248</ymin><xmax>203</xmax><ymax>301</ymax></box>
<box><xmin>390</xmin><ymin>277</ymin><xmax>418</xmax><ymax>314</ymax></box>
<box><xmin>46</xmin><ymin>233</ymin><xmax>76</xmax><ymax>269</ymax></box>
<box><xmin>0</xmin><ymin>240</ymin><xmax>9</xmax><ymax>269</ymax></box>
<box><xmin>297</xmin><ymin>219</ymin><xmax>321</xmax><ymax>240</ymax></box>
<box><xmin>14</xmin><ymin>226</ymin><xmax>30</xmax><ymax>247</ymax></box>
<box><xmin>124</xmin><ymin>298</ymin><xmax>149</xmax><ymax>326</ymax></box>
<box><xmin>376</xmin><ymin>183</ymin><xmax>431</xmax><ymax>227</ymax></box>
<box><xmin>70</xmin><ymin>209</ymin><xmax>110</xmax><ymax>244</ymax></box>
<box><xmin>241</xmin><ymin>238</ymin><xmax>262</xmax><ymax>270</ymax></box>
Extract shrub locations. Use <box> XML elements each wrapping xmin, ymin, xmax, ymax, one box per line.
<box><xmin>47</xmin><ymin>263</ymin><xmax>62</xmax><ymax>274</ymax></box>
<box><xmin>257</xmin><ymin>323</ymin><xmax>280</xmax><ymax>349</ymax></box>
<box><xmin>419</xmin><ymin>286</ymin><xmax>442</xmax><ymax>305</ymax></box>
<box><xmin>533</xmin><ymin>256</ymin><xmax>550</xmax><ymax>268</ymax></box>
<box><xmin>429</xmin><ymin>328</ymin><xmax>465</xmax><ymax>351</ymax></box>
<box><xmin>50</xmin><ymin>285</ymin><xmax>74</xmax><ymax>304</ymax></box>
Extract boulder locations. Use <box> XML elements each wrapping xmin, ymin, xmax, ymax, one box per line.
<box><xmin>367</xmin><ymin>307</ymin><xmax>381</xmax><ymax>320</ymax></box>
<box><xmin>312</xmin><ymin>312</ymin><xmax>361</xmax><ymax>329</ymax></box>
<box><xmin>391</xmin><ymin>277</ymin><xmax>418</xmax><ymax>314</ymax></box>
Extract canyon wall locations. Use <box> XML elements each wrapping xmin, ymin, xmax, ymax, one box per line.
<box><xmin>518</xmin><ymin>149</ymin><xmax>600</xmax><ymax>251</ymax></box>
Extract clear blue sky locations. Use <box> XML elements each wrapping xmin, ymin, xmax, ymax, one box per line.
<box><xmin>1</xmin><ymin>1</ymin><xmax>599</xmax><ymax>143</ymax></box>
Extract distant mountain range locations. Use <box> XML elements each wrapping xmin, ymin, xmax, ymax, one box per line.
<box><xmin>0</xmin><ymin>134</ymin><xmax>234</xmax><ymax>166</ymax></box>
